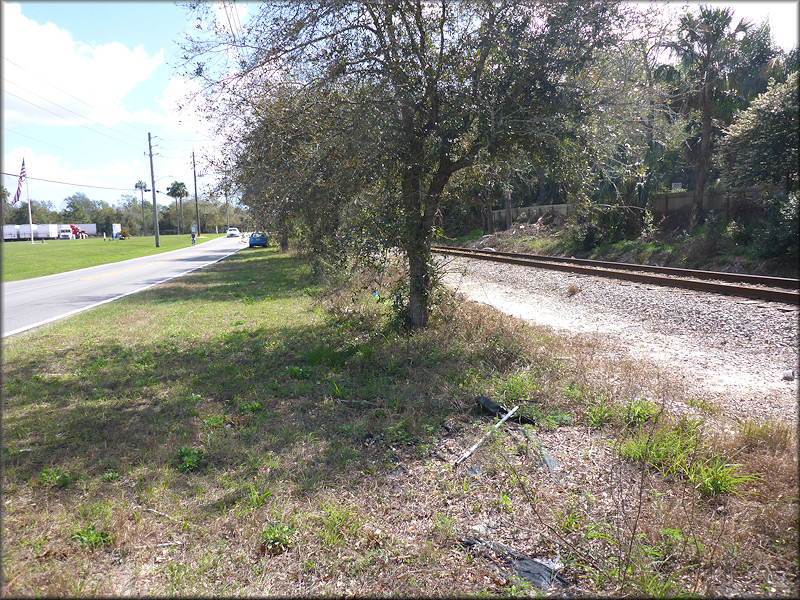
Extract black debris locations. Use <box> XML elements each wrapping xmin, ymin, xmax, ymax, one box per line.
<box><xmin>476</xmin><ymin>395</ymin><xmax>509</xmax><ymax>417</ymax></box>
<box><xmin>475</xmin><ymin>396</ymin><xmax>537</xmax><ymax>425</ymax></box>
<box><xmin>460</xmin><ymin>537</ymin><xmax>569</xmax><ymax>590</ymax></box>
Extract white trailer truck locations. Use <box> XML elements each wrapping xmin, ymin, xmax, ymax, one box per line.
<box><xmin>18</xmin><ymin>224</ymin><xmax>36</xmax><ymax>240</ymax></box>
<box><xmin>34</xmin><ymin>224</ymin><xmax>59</xmax><ymax>240</ymax></box>
<box><xmin>3</xmin><ymin>224</ymin><xmax>20</xmax><ymax>240</ymax></box>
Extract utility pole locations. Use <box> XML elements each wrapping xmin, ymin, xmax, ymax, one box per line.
<box><xmin>193</xmin><ymin>150</ymin><xmax>201</xmax><ymax>235</ymax></box>
<box><xmin>148</xmin><ymin>133</ymin><xmax>160</xmax><ymax>247</ymax></box>
<box><xmin>225</xmin><ymin>189</ymin><xmax>230</xmax><ymax>231</ymax></box>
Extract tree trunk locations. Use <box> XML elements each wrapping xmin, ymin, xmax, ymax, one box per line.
<box><xmin>504</xmin><ymin>189</ymin><xmax>513</xmax><ymax>230</ymax></box>
<box><xmin>691</xmin><ymin>80</ymin><xmax>714</xmax><ymax>229</ymax></box>
<box><xmin>486</xmin><ymin>189</ymin><xmax>495</xmax><ymax>234</ymax></box>
<box><xmin>278</xmin><ymin>209</ymin><xmax>289</xmax><ymax>252</ymax></box>
<box><xmin>407</xmin><ymin>242</ymin><xmax>431</xmax><ymax>328</ymax></box>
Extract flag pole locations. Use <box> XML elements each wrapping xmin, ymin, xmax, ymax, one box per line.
<box><xmin>25</xmin><ymin>160</ymin><xmax>34</xmax><ymax>244</ymax></box>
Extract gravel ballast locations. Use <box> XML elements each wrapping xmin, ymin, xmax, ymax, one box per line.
<box><xmin>439</xmin><ymin>255</ymin><xmax>799</xmax><ymax>425</ymax></box>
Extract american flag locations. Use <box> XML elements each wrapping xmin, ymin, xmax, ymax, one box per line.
<box><xmin>11</xmin><ymin>158</ymin><xmax>26</xmax><ymax>206</ymax></box>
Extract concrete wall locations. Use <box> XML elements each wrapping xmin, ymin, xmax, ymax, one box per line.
<box><xmin>489</xmin><ymin>187</ymin><xmax>764</xmax><ymax>229</ymax></box>
<box><xmin>648</xmin><ymin>186</ymin><xmax>763</xmax><ymax>222</ymax></box>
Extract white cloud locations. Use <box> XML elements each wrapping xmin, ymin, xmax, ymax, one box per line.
<box><xmin>3</xmin><ymin>145</ymin><xmax>149</xmax><ymax>205</ymax></box>
<box><xmin>1</xmin><ymin>2</ymin><xmax>163</xmax><ymax>128</ymax></box>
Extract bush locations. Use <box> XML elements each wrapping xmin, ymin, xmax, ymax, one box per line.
<box><xmin>752</xmin><ymin>193</ymin><xmax>798</xmax><ymax>260</ymax></box>
<box><xmin>565</xmin><ymin>202</ymin><xmax>647</xmax><ymax>253</ymax></box>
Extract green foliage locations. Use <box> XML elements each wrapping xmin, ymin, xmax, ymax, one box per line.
<box><xmin>752</xmin><ymin>193</ymin><xmax>799</xmax><ymax>260</ymax></box>
<box><xmin>719</xmin><ymin>73</ymin><xmax>799</xmax><ymax>191</ymax></box>
<box><xmin>260</xmin><ymin>523</ymin><xmax>295</xmax><ymax>556</ymax></box>
<box><xmin>70</xmin><ymin>525</ymin><xmax>111</xmax><ymax>549</ymax></box>
<box><xmin>619</xmin><ymin>416</ymin><xmax>757</xmax><ymax>496</ymax></box>
<box><xmin>587</xmin><ymin>396</ymin><xmax>615</xmax><ymax>429</ymax></box>
<box><xmin>318</xmin><ymin>503</ymin><xmax>361</xmax><ymax>548</ymax></box>
<box><xmin>688</xmin><ymin>456</ymin><xmax>759</xmax><ymax>497</ymax></box>
<box><xmin>176</xmin><ymin>447</ymin><xmax>206</xmax><ymax>473</ymax></box>
<box><xmin>39</xmin><ymin>466</ymin><xmax>76</xmax><ymax>488</ymax></box>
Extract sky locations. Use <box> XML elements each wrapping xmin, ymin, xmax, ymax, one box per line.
<box><xmin>2</xmin><ymin>1</ymin><xmax>798</xmax><ymax>212</ymax></box>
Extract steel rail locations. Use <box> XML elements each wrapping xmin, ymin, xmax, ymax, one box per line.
<box><xmin>432</xmin><ymin>245</ymin><xmax>800</xmax><ymax>305</ymax></box>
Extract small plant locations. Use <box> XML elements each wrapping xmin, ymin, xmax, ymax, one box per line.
<box><xmin>39</xmin><ymin>466</ymin><xmax>76</xmax><ymax>488</ymax></box>
<box><xmin>555</xmin><ymin>505</ymin><xmax>583</xmax><ymax>533</ymax></box>
<box><xmin>70</xmin><ymin>525</ymin><xmax>111</xmax><ymax>549</ymax></box>
<box><xmin>431</xmin><ymin>513</ymin><xmax>455</xmax><ymax>544</ymax></box>
<box><xmin>737</xmin><ymin>419</ymin><xmax>795</xmax><ymax>453</ymax></box>
<box><xmin>621</xmin><ymin>397</ymin><xmax>660</xmax><ymax>429</ymax></box>
<box><xmin>285</xmin><ymin>364</ymin><xmax>308</xmax><ymax>379</ymax></box>
<box><xmin>686</xmin><ymin>396</ymin><xmax>720</xmax><ymax>414</ymax></box>
<box><xmin>202</xmin><ymin>414</ymin><xmax>225</xmax><ymax>429</ymax></box>
<box><xmin>176</xmin><ymin>447</ymin><xmax>206</xmax><ymax>473</ymax></box>
<box><xmin>240</xmin><ymin>401</ymin><xmax>263</xmax><ymax>414</ymax></box>
<box><xmin>259</xmin><ymin>522</ymin><xmax>295</xmax><ymax>556</ymax></box>
<box><xmin>587</xmin><ymin>396</ymin><xmax>614</xmax><ymax>429</ymax></box>
<box><xmin>688</xmin><ymin>456</ymin><xmax>759</xmax><ymax>497</ymax></box>
<box><xmin>101</xmin><ymin>471</ymin><xmax>120</xmax><ymax>482</ymax></box>
<box><xmin>495</xmin><ymin>372</ymin><xmax>540</xmax><ymax>405</ymax></box>
<box><xmin>319</xmin><ymin>502</ymin><xmax>361</xmax><ymax>548</ymax></box>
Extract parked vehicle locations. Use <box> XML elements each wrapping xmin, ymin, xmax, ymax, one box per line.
<box><xmin>35</xmin><ymin>224</ymin><xmax>59</xmax><ymax>240</ymax></box>
<box><xmin>248</xmin><ymin>232</ymin><xmax>269</xmax><ymax>248</ymax></box>
<box><xmin>3</xmin><ymin>224</ymin><xmax>20</xmax><ymax>240</ymax></box>
<box><xmin>59</xmin><ymin>223</ymin><xmax>97</xmax><ymax>239</ymax></box>
<box><xmin>18</xmin><ymin>224</ymin><xmax>36</xmax><ymax>240</ymax></box>
<box><xmin>226</xmin><ymin>227</ymin><xmax>241</xmax><ymax>238</ymax></box>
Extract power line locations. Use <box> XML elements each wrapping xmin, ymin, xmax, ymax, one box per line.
<box><xmin>3</xmin><ymin>77</ymin><xmax>143</xmax><ymax>144</ymax></box>
<box><xmin>4</xmin><ymin>126</ymin><xmax>116</xmax><ymax>163</ymax></box>
<box><xmin>1</xmin><ymin>171</ymin><xmax>136</xmax><ymax>192</ymax></box>
<box><xmin>2</xmin><ymin>55</ymin><xmax>154</xmax><ymax>139</ymax></box>
<box><xmin>4</xmin><ymin>89</ymin><xmax>143</xmax><ymax>149</ymax></box>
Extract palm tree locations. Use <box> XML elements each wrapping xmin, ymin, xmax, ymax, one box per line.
<box><xmin>668</xmin><ymin>6</ymin><xmax>749</xmax><ymax>228</ymax></box>
<box><xmin>166</xmin><ymin>181</ymin><xmax>189</xmax><ymax>234</ymax></box>
<box><xmin>134</xmin><ymin>180</ymin><xmax>149</xmax><ymax>235</ymax></box>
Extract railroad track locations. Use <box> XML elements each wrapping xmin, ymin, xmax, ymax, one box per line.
<box><xmin>431</xmin><ymin>245</ymin><xmax>800</xmax><ymax>305</ymax></box>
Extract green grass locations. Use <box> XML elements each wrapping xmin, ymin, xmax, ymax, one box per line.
<box><xmin>1</xmin><ymin>233</ymin><xmax>223</xmax><ymax>282</ymax></box>
<box><xmin>1</xmin><ymin>245</ymin><xmax>795</xmax><ymax>597</ymax></box>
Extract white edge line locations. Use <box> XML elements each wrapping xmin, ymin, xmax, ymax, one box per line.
<box><xmin>2</xmin><ymin>247</ymin><xmax>241</xmax><ymax>338</ymax></box>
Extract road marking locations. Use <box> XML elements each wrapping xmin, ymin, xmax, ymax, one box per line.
<box><xmin>79</xmin><ymin>252</ymin><xmax>195</xmax><ymax>280</ymax></box>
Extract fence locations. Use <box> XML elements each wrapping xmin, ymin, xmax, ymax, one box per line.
<box><xmin>489</xmin><ymin>186</ymin><xmax>764</xmax><ymax>229</ymax></box>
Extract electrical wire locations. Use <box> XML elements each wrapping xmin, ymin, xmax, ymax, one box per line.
<box><xmin>3</xmin><ymin>56</ymin><xmax>154</xmax><ymax>140</ymax></box>
<box><xmin>3</xmin><ymin>126</ymin><xmax>119</xmax><ymax>163</ymax></box>
<box><xmin>1</xmin><ymin>171</ymin><xmax>136</xmax><ymax>192</ymax></box>
<box><xmin>3</xmin><ymin>78</ymin><xmax>143</xmax><ymax>144</ymax></box>
<box><xmin>4</xmin><ymin>89</ymin><xmax>143</xmax><ymax>149</ymax></box>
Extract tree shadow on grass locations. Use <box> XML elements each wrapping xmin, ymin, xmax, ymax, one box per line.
<box><xmin>1</xmin><ymin>314</ymin><xmax>469</xmax><ymax>509</ymax></box>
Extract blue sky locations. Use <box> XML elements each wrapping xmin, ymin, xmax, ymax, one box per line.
<box><xmin>2</xmin><ymin>1</ymin><xmax>798</xmax><ymax>212</ymax></box>
<box><xmin>2</xmin><ymin>1</ymin><xmax>241</xmax><ymax>210</ymax></box>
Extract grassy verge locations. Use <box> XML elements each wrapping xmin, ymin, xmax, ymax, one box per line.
<box><xmin>2</xmin><ymin>248</ymin><xmax>796</xmax><ymax>596</ymax></box>
<box><xmin>1</xmin><ymin>234</ymin><xmax>224</xmax><ymax>282</ymax></box>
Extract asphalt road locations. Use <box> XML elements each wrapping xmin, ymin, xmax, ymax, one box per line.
<box><xmin>2</xmin><ymin>235</ymin><xmax>245</xmax><ymax>337</ymax></box>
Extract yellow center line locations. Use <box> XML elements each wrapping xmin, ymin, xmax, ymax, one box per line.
<box><xmin>80</xmin><ymin>251</ymin><xmax>197</xmax><ymax>280</ymax></box>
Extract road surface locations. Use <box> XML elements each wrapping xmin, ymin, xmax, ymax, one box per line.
<box><xmin>2</xmin><ymin>235</ymin><xmax>245</xmax><ymax>337</ymax></box>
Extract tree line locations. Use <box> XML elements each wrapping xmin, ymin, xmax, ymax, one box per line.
<box><xmin>0</xmin><ymin>185</ymin><xmax>251</xmax><ymax>236</ymax></box>
<box><xmin>178</xmin><ymin>1</ymin><xmax>797</xmax><ymax>328</ymax></box>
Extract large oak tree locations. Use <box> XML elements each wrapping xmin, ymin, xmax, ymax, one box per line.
<box><xmin>181</xmin><ymin>0</ymin><xmax>624</xmax><ymax>327</ymax></box>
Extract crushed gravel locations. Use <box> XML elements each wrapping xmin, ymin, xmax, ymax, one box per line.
<box><xmin>439</xmin><ymin>254</ymin><xmax>799</xmax><ymax>426</ymax></box>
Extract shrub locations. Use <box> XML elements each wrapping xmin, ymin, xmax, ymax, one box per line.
<box><xmin>752</xmin><ymin>192</ymin><xmax>798</xmax><ymax>260</ymax></box>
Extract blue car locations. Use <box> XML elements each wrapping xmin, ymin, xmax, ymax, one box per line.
<box><xmin>248</xmin><ymin>232</ymin><xmax>269</xmax><ymax>248</ymax></box>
